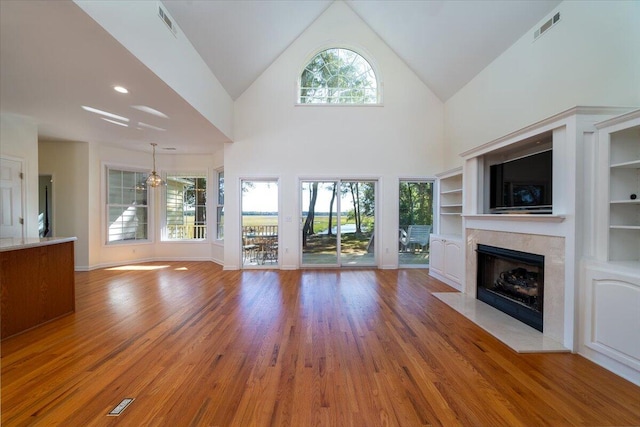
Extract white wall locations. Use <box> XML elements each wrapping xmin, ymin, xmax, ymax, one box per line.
<box><xmin>39</xmin><ymin>140</ymin><xmax>90</xmax><ymax>267</ymax></box>
<box><xmin>226</xmin><ymin>1</ymin><xmax>444</xmax><ymax>269</ymax></box>
<box><xmin>75</xmin><ymin>0</ymin><xmax>234</xmax><ymax>140</ymax></box>
<box><xmin>0</xmin><ymin>114</ymin><xmax>39</xmax><ymax>238</ymax></box>
<box><xmin>444</xmin><ymin>0</ymin><xmax>640</xmax><ymax>169</ymax></box>
<box><xmin>84</xmin><ymin>144</ymin><xmax>223</xmax><ymax>269</ymax></box>
<box><xmin>62</xmin><ymin>142</ymin><xmax>223</xmax><ymax>270</ymax></box>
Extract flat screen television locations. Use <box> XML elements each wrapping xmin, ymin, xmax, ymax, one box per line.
<box><xmin>489</xmin><ymin>149</ymin><xmax>552</xmax><ymax>214</ymax></box>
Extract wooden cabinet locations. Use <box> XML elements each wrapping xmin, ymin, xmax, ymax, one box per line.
<box><xmin>1</xmin><ymin>238</ymin><xmax>76</xmax><ymax>339</ymax></box>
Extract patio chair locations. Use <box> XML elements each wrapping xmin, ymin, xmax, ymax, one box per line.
<box><xmin>405</xmin><ymin>224</ymin><xmax>432</xmax><ymax>252</ymax></box>
<box><xmin>242</xmin><ymin>238</ymin><xmax>258</xmax><ymax>263</ymax></box>
<box><xmin>399</xmin><ymin>228</ymin><xmax>409</xmax><ymax>252</ymax></box>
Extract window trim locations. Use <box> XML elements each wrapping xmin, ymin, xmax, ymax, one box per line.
<box><xmin>104</xmin><ymin>163</ymin><xmax>153</xmax><ymax>246</ymax></box>
<box><xmin>216</xmin><ymin>169</ymin><xmax>224</xmax><ymax>241</ymax></box>
<box><xmin>295</xmin><ymin>44</ymin><xmax>383</xmax><ymax>106</ymax></box>
<box><xmin>161</xmin><ymin>171</ymin><xmax>209</xmax><ymax>242</ymax></box>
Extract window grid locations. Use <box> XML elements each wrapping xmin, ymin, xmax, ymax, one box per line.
<box><xmin>299</xmin><ymin>48</ymin><xmax>378</xmax><ymax>104</ymax></box>
<box><xmin>106</xmin><ymin>168</ymin><xmax>149</xmax><ymax>243</ymax></box>
<box><xmin>216</xmin><ymin>171</ymin><xmax>224</xmax><ymax>240</ymax></box>
<box><xmin>165</xmin><ymin>173</ymin><xmax>207</xmax><ymax>240</ymax></box>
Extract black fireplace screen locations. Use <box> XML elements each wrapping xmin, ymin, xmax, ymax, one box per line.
<box><xmin>476</xmin><ymin>244</ymin><xmax>544</xmax><ymax>332</ymax></box>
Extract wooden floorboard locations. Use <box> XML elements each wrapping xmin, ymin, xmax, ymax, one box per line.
<box><xmin>2</xmin><ymin>262</ymin><xmax>639</xmax><ymax>426</ymax></box>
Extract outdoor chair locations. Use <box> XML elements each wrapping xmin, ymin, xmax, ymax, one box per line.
<box><xmin>242</xmin><ymin>238</ymin><xmax>258</xmax><ymax>263</ymax></box>
<box><xmin>400</xmin><ymin>224</ymin><xmax>432</xmax><ymax>252</ymax></box>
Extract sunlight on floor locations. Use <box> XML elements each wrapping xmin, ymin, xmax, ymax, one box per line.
<box><xmin>105</xmin><ymin>265</ymin><xmax>170</xmax><ymax>271</ymax></box>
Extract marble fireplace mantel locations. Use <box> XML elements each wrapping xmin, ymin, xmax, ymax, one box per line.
<box><xmin>465</xmin><ymin>229</ymin><xmax>567</xmax><ymax>346</ymax></box>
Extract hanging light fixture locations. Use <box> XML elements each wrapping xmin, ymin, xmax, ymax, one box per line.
<box><xmin>146</xmin><ymin>143</ymin><xmax>165</xmax><ymax>188</ymax></box>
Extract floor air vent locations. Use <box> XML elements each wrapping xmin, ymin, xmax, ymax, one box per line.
<box><xmin>534</xmin><ymin>12</ymin><xmax>560</xmax><ymax>41</ymax></box>
<box><xmin>108</xmin><ymin>398</ymin><xmax>135</xmax><ymax>416</ymax></box>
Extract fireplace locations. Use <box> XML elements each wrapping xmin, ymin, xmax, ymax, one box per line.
<box><xmin>476</xmin><ymin>244</ymin><xmax>544</xmax><ymax>332</ymax></box>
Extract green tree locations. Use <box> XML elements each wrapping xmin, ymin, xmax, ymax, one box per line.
<box><xmin>399</xmin><ymin>182</ymin><xmax>433</xmax><ymax>229</ymax></box>
<box><xmin>302</xmin><ymin>182</ymin><xmax>318</xmax><ymax>247</ymax></box>
<box><xmin>300</xmin><ymin>48</ymin><xmax>376</xmax><ymax>104</ymax></box>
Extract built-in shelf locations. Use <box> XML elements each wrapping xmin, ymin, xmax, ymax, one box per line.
<box><xmin>610</xmin><ymin>199</ymin><xmax>640</xmax><ymax>204</ymax></box>
<box><xmin>610</xmin><ymin>225</ymin><xmax>640</xmax><ymax>230</ymax></box>
<box><xmin>611</xmin><ymin>160</ymin><xmax>640</xmax><ymax>169</ymax></box>
<box><xmin>436</xmin><ymin>167</ymin><xmax>463</xmax><ymax>237</ymax></box>
<box><xmin>597</xmin><ymin>109</ymin><xmax>640</xmax><ymax>263</ymax></box>
<box><xmin>463</xmin><ymin>214</ymin><xmax>566</xmax><ymax>222</ymax></box>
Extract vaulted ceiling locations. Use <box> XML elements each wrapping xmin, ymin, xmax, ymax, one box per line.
<box><xmin>0</xmin><ymin>0</ymin><xmax>560</xmax><ymax>153</ymax></box>
<box><xmin>164</xmin><ymin>0</ymin><xmax>560</xmax><ymax>101</ymax></box>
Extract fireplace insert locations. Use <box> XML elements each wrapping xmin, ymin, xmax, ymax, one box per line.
<box><xmin>476</xmin><ymin>244</ymin><xmax>544</xmax><ymax>332</ymax></box>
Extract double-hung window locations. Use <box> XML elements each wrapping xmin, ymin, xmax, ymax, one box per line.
<box><xmin>165</xmin><ymin>173</ymin><xmax>207</xmax><ymax>240</ymax></box>
<box><xmin>216</xmin><ymin>170</ymin><xmax>224</xmax><ymax>240</ymax></box>
<box><xmin>106</xmin><ymin>167</ymin><xmax>149</xmax><ymax>243</ymax></box>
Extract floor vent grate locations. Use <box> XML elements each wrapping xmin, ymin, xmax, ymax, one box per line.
<box><xmin>108</xmin><ymin>398</ymin><xmax>135</xmax><ymax>416</ymax></box>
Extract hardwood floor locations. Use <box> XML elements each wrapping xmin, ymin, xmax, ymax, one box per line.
<box><xmin>2</xmin><ymin>262</ymin><xmax>639</xmax><ymax>426</ymax></box>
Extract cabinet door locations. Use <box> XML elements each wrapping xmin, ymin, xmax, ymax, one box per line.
<box><xmin>429</xmin><ymin>236</ymin><xmax>444</xmax><ymax>275</ymax></box>
<box><xmin>443</xmin><ymin>239</ymin><xmax>462</xmax><ymax>283</ymax></box>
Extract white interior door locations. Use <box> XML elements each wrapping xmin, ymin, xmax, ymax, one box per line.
<box><xmin>0</xmin><ymin>157</ymin><xmax>24</xmax><ymax>239</ymax></box>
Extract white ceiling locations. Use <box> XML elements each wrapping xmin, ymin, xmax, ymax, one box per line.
<box><xmin>164</xmin><ymin>0</ymin><xmax>560</xmax><ymax>101</ymax></box>
<box><xmin>0</xmin><ymin>0</ymin><xmax>560</xmax><ymax>154</ymax></box>
<box><xmin>0</xmin><ymin>0</ymin><xmax>230</xmax><ymax>154</ymax></box>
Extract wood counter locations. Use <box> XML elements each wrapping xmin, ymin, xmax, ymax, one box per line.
<box><xmin>1</xmin><ymin>237</ymin><xmax>76</xmax><ymax>339</ymax></box>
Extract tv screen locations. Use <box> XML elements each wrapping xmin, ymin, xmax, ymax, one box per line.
<box><xmin>490</xmin><ymin>150</ymin><xmax>552</xmax><ymax>213</ymax></box>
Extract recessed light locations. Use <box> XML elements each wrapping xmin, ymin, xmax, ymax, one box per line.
<box><xmin>82</xmin><ymin>105</ymin><xmax>129</xmax><ymax>122</ymax></box>
<box><xmin>101</xmin><ymin>117</ymin><xmax>128</xmax><ymax>127</ymax></box>
<box><xmin>163</xmin><ymin>147</ymin><xmax>177</xmax><ymax>151</ymax></box>
<box><xmin>138</xmin><ymin>122</ymin><xmax>166</xmax><ymax>132</ymax></box>
<box><xmin>114</xmin><ymin>86</ymin><xmax>129</xmax><ymax>94</ymax></box>
<box><xmin>131</xmin><ymin>105</ymin><xmax>169</xmax><ymax>119</ymax></box>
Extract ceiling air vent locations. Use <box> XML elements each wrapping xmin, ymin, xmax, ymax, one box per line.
<box><xmin>158</xmin><ymin>3</ymin><xmax>177</xmax><ymax>37</ymax></box>
<box><xmin>534</xmin><ymin>12</ymin><xmax>560</xmax><ymax>41</ymax></box>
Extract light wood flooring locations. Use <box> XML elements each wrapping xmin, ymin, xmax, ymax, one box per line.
<box><xmin>2</xmin><ymin>262</ymin><xmax>639</xmax><ymax>426</ymax></box>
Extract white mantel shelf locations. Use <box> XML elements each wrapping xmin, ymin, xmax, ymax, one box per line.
<box><xmin>463</xmin><ymin>214</ymin><xmax>566</xmax><ymax>223</ymax></box>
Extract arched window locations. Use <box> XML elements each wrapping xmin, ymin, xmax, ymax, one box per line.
<box><xmin>298</xmin><ymin>48</ymin><xmax>378</xmax><ymax>104</ymax></box>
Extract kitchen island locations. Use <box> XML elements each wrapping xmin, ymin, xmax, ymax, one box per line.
<box><xmin>1</xmin><ymin>237</ymin><xmax>76</xmax><ymax>339</ymax></box>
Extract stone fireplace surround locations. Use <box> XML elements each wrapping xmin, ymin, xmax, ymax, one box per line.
<box><xmin>466</xmin><ymin>229</ymin><xmax>566</xmax><ymax>345</ymax></box>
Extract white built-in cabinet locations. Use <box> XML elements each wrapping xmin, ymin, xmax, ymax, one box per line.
<box><xmin>429</xmin><ymin>167</ymin><xmax>463</xmax><ymax>290</ymax></box>
<box><xmin>601</xmin><ymin>111</ymin><xmax>640</xmax><ymax>264</ymax></box>
<box><xmin>582</xmin><ymin>109</ymin><xmax>640</xmax><ymax>386</ymax></box>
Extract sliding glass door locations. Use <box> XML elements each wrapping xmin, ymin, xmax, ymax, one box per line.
<box><xmin>301</xmin><ymin>180</ymin><xmax>376</xmax><ymax>267</ymax></box>
<box><xmin>398</xmin><ymin>180</ymin><xmax>434</xmax><ymax>267</ymax></box>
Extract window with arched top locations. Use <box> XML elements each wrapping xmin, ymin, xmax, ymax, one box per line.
<box><xmin>298</xmin><ymin>48</ymin><xmax>378</xmax><ymax>104</ymax></box>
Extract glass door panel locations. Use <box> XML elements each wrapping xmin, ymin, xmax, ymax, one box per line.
<box><xmin>399</xmin><ymin>180</ymin><xmax>434</xmax><ymax>267</ymax></box>
<box><xmin>301</xmin><ymin>181</ymin><xmax>338</xmax><ymax>265</ymax></box>
<box><xmin>301</xmin><ymin>180</ymin><xmax>376</xmax><ymax>267</ymax></box>
<box><xmin>339</xmin><ymin>181</ymin><xmax>376</xmax><ymax>266</ymax></box>
<box><xmin>242</xmin><ymin>180</ymin><xmax>278</xmax><ymax>267</ymax></box>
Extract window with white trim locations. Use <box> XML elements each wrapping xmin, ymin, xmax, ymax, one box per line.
<box><xmin>164</xmin><ymin>173</ymin><xmax>207</xmax><ymax>240</ymax></box>
<box><xmin>298</xmin><ymin>48</ymin><xmax>378</xmax><ymax>104</ymax></box>
<box><xmin>216</xmin><ymin>170</ymin><xmax>224</xmax><ymax>240</ymax></box>
<box><xmin>106</xmin><ymin>167</ymin><xmax>149</xmax><ymax>243</ymax></box>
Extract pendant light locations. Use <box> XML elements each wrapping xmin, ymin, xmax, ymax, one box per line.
<box><xmin>146</xmin><ymin>143</ymin><xmax>165</xmax><ymax>188</ymax></box>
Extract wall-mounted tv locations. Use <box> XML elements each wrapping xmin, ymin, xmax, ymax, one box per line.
<box><xmin>489</xmin><ymin>149</ymin><xmax>552</xmax><ymax>214</ymax></box>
